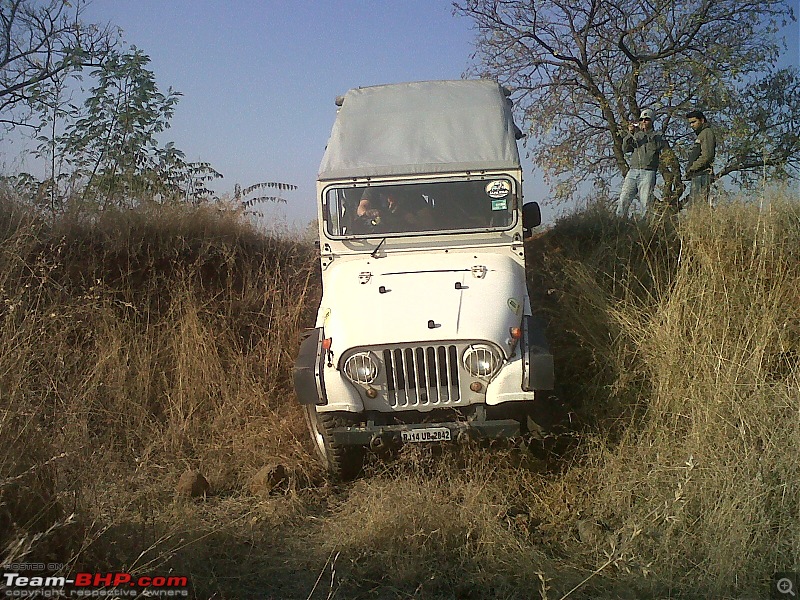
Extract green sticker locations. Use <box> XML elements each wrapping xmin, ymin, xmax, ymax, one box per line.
<box><xmin>491</xmin><ymin>198</ymin><xmax>508</xmax><ymax>211</ymax></box>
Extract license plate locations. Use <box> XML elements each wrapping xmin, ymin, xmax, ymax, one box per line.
<box><xmin>401</xmin><ymin>427</ymin><xmax>452</xmax><ymax>443</ymax></box>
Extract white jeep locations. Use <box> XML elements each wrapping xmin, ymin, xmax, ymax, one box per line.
<box><xmin>293</xmin><ymin>80</ymin><xmax>555</xmax><ymax>479</ymax></box>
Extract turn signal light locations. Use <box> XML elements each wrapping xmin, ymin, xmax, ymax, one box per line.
<box><xmin>470</xmin><ymin>381</ymin><xmax>483</xmax><ymax>392</ymax></box>
<box><xmin>510</xmin><ymin>327</ymin><xmax>522</xmax><ymax>340</ymax></box>
<box><xmin>322</xmin><ymin>337</ymin><xmax>332</xmax><ymax>350</ymax></box>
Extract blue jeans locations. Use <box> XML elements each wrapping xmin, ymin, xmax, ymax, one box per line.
<box><xmin>687</xmin><ymin>172</ymin><xmax>713</xmax><ymax>207</ymax></box>
<box><xmin>618</xmin><ymin>169</ymin><xmax>656</xmax><ymax>217</ymax></box>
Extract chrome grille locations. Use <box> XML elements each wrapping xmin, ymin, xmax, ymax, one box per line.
<box><xmin>382</xmin><ymin>345</ymin><xmax>461</xmax><ymax>407</ymax></box>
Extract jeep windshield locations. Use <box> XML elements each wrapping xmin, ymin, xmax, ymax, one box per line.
<box><xmin>324</xmin><ymin>177</ymin><xmax>517</xmax><ymax>237</ymax></box>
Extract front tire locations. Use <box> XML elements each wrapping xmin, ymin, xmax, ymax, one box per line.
<box><xmin>304</xmin><ymin>406</ymin><xmax>366</xmax><ymax>481</ymax></box>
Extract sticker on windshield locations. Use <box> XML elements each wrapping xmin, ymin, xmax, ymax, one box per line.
<box><xmin>486</xmin><ymin>180</ymin><xmax>511</xmax><ymax>199</ymax></box>
<box><xmin>491</xmin><ymin>198</ymin><xmax>508</xmax><ymax>211</ymax></box>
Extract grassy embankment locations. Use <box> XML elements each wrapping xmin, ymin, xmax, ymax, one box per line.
<box><xmin>0</xmin><ymin>188</ymin><xmax>798</xmax><ymax>599</ymax></box>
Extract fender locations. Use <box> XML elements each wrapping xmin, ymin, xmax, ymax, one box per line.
<box><xmin>292</xmin><ymin>328</ymin><xmax>328</xmax><ymax>405</ymax></box>
<box><xmin>522</xmin><ymin>315</ymin><xmax>554</xmax><ymax>391</ymax></box>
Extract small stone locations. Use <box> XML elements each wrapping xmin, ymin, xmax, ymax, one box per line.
<box><xmin>176</xmin><ymin>469</ymin><xmax>210</xmax><ymax>498</ymax></box>
<box><xmin>249</xmin><ymin>463</ymin><xmax>290</xmax><ymax>495</ymax></box>
<box><xmin>576</xmin><ymin>518</ymin><xmax>603</xmax><ymax>546</ymax></box>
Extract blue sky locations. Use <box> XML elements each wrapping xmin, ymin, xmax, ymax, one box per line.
<box><xmin>80</xmin><ymin>0</ymin><xmax>492</xmax><ymax>226</ymax></box>
<box><xmin>1</xmin><ymin>1</ymin><xmax>797</xmax><ymax>227</ymax></box>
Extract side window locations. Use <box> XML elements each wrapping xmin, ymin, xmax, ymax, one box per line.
<box><xmin>326</xmin><ymin>189</ymin><xmax>342</xmax><ymax>236</ymax></box>
<box><xmin>325</xmin><ymin>188</ymin><xmax>360</xmax><ymax>236</ymax></box>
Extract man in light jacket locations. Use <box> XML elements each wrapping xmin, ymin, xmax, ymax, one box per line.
<box><xmin>618</xmin><ymin>108</ymin><xmax>669</xmax><ymax>217</ymax></box>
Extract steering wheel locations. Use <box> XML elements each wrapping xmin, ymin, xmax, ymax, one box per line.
<box><xmin>352</xmin><ymin>213</ymin><xmax>382</xmax><ymax>234</ymax></box>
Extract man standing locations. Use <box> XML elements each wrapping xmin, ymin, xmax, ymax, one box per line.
<box><xmin>684</xmin><ymin>110</ymin><xmax>716</xmax><ymax>206</ymax></box>
<box><xmin>618</xmin><ymin>108</ymin><xmax>668</xmax><ymax>217</ymax></box>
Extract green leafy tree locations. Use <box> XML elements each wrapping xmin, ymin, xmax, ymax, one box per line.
<box><xmin>455</xmin><ymin>0</ymin><xmax>798</xmax><ymax>204</ymax></box>
<box><xmin>60</xmin><ymin>48</ymin><xmax>219</xmax><ymax>207</ymax></box>
<box><xmin>2</xmin><ymin>3</ymin><xmax>222</xmax><ymax>210</ymax></box>
<box><xmin>0</xmin><ymin>0</ymin><xmax>118</xmax><ymax>128</ymax></box>
<box><xmin>31</xmin><ymin>72</ymin><xmax>82</xmax><ymax>214</ymax></box>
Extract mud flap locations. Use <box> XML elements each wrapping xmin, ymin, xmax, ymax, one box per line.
<box><xmin>292</xmin><ymin>328</ymin><xmax>328</xmax><ymax>405</ymax></box>
<box><xmin>521</xmin><ymin>315</ymin><xmax>554</xmax><ymax>391</ymax></box>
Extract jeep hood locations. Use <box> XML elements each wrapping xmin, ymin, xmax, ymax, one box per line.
<box><xmin>318</xmin><ymin>253</ymin><xmax>526</xmax><ymax>357</ymax></box>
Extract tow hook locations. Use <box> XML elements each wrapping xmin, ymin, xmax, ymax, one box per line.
<box><xmin>369</xmin><ymin>432</ymin><xmax>392</xmax><ymax>452</ymax></box>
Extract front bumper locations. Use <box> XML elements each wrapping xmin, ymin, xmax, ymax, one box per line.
<box><xmin>330</xmin><ymin>418</ymin><xmax>520</xmax><ymax>448</ymax></box>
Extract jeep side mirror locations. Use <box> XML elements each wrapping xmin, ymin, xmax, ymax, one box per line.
<box><xmin>522</xmin><ymin>202</ymin><xmax>541</xmax><ymax>230</ymax></box>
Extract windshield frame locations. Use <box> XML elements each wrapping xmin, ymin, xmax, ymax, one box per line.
<box><xmin>321</xmin><ymin>175</ymin><xmax>520</xmax><ymax>240</ymax></box>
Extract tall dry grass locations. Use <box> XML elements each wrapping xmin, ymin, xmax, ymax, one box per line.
<box><xmin>522</xmin><ymin>191</ymin><xmax>800</xmax><ymax>597</ymax></box>
<box><xmin>0</xmin><ymin>193</ymin><xmax>320</xmax><ymax>585</ymax></box>
<box><xmin>1</xmin><ymin>187</ymin><xmax>798</xmax><ymax>599</ymax></box>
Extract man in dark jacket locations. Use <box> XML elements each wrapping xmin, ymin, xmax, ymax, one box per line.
<box><xmin>618</xmin><ymin>108</ymin><xmax>669</xmax><ymax>217</ymax></box>
<box><xmin>684</xmin><ymin>110</ymin><xmax>716</xmax><ymax>206</ymax></box>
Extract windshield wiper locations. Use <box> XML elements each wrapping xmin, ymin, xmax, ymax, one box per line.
<box><xmin>371</xmin><ymin>237</ymin><xmax>387</xmax><ymax>258</ymax></box>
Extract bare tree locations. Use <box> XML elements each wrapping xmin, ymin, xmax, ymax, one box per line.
<box><xmin>1</xmin><ymin>0</ymin><xmax>118</xmax><ymax>127</ymax></box>
<box><xmin>455</xmin><ymin>0</ymin><xmax>798</xmax><ymax>203</ymax></box>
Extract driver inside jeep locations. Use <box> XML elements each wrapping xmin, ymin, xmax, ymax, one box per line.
<box><xmin>353</xmin><ymin>188</ymin><xmax>436</xmax><ymax>233</ymax></box>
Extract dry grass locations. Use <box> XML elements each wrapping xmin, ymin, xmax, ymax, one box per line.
<box><xmin>0</xmin><ymin>194</ymin><xmax>321</xmax><ymax>593</ymax></box>
<box><xmin>1</xmin><ymin>186</ymin><xmax>798</xmax><ymax>599</ymax></box>
<box><xmin>526</xmin><ymin>189</ymin><xmax>800</xmax><ymax>597</ymax></box>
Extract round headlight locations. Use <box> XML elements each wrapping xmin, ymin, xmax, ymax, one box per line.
<box><xmin>462</xmin><ymin>344</ymin><xmax>502</xmax><ymax>378</ymax></box>
<box><xmin>343</xmin><ymin>352</ymin><xmax>379</xmax><ymax>384</ymax></box>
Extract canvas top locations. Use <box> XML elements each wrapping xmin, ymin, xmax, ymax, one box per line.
<box><xmin>317</xmin><ymin>80</ymin><xmax>522</xmax><ymax>181</ymax></box>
